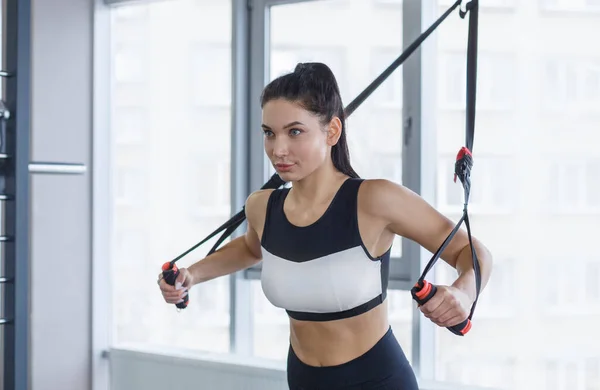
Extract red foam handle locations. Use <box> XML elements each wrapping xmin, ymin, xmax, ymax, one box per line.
<box><xmin>410</xmin><ymin>280</ymin><xmax>472</xmax><ymax>336</ymax></box>
<box><xmin>161</xmin><ymin>262</ymin><xmax>189</xmax><ymax>309</ymax></box>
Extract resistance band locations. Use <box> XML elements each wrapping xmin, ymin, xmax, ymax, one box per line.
<box><xmin>162</xmin><ymin>0</ymin><xmax>482</xmax><ymax>337</ymax></box>
<box><xmin>410</xmin><ymin>0</ymin><xmax>480</xmax><ymax>336</ymax></box>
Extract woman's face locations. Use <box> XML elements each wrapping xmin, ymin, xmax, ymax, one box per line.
<box><xmin>262</xmin><ymin>99</ymin><xmax>336</xmax><ymax>182</ymax></box>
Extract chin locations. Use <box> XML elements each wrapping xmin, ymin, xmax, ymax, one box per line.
<box><xmin>275</xmin><ymin>171</ymin><xmax>298</xmax><ymax>182</ymax></box>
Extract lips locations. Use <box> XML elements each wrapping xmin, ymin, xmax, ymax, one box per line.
<box><xmin>274</xmin><ymin>163</ymin><xmax>294</xmax><ymax>172</ymax></box>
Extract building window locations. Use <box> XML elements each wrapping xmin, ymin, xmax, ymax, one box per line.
<box><xmin>188</xmin><ymin>154</ymin><xmax>231</xmax><ymax>217</ymax></box>
<box><xmin>439</xmin><ymin>51</ymin><xmax>516</xmax><ymax>111</ymax></box>
<box><xmin>109</xmin><ymin>0</ymin><xmax>232</xmax><ymax>354</ymax></box>
<box><xmin>113</xmin><ymin>107</ymin><xmax>147</xmax><ymax>145</ymax></box>
<box><xmin>544</xmin><ymin>57</ymin><xmax>600</xmax><ymax>112</ymax></box>
<box><xmin>189</xmin><ymin>45</ymin><xmax>231</xmax><ymax>107</ymax></box>
<box><xmin>370</xmin><ymin>47</ymin><xmax>403</xmax><ymax>108</ymax></box>
<box><xmin>113</xmin><ymin>44</ymin><xmax>146</xmax><ymax>84</ymax></box>
<box><xmin>440</xmin><ymin>358</ymin><xmax>516</xmax><ymax>389</ymax></box>
<box><xmin>439</xmin><ymin>0</ymin><xmax>516</xmax><ymax>7</ymax></box>
<box><xmin>541</xmin><ymin>258</ymin><xmax>600</xmax><ymax>312</ymax></box>
<box><xmin>114</xmin><ymin>167</ymin><xmax>146</xmax><ymax>207</ymax></box>
<box><xmin>545</xmin><ymin>358</ymin><xmax>600</xmax><ymax>390</ymax></box>
<box><xmin>544</xmin><ymin>158</ymin><xmax>600</xmax><ymax>213</ymax></box>
<box><xmin>540</xmin><ymin>0</ymin><xmax>600</xmax><ymax>10</ymax></box>
<box><xmin>270</xmin><ymin>46</ymin><xmax>347</xmax><ymax>97</ymax></box>
<box><xmin>437</xmin><ymin>155</ymin><xmax>515</xmax><ymax>214</ymax></box>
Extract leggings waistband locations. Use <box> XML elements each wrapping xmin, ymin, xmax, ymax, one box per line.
<box><xmin>287</xmin><ymin>327</ymin><xmax>417</xmax><ymax>390</ymax></box>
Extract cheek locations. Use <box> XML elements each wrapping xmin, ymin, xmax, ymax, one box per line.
<box><xmin>299</xmin><ymin>135</ymin><xmax>327</xmax><ymax>161</ymax></box>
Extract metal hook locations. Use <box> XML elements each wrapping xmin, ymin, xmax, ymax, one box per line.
<box><xmin>459</xmin><ymin>0</ymin><xmax>477</xmax><ymax>18</ymax></box>
<box><xmin>0</xmin><ymin>100</ymin><xmax>11</xmax><ymax>120</ymax></box>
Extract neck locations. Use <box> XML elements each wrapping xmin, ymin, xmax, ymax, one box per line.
<box><xmin>290</xmin><ymin>159</ymin><xmax>348</xmax><ymax>206</ymax></box>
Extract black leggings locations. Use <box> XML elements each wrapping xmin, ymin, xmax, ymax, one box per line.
<box><xmin>287</xmin><ymin>327</ymin><xmax>419</xmax><ymax>390</ymax></box>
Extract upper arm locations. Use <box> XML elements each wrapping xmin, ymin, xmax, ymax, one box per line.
<box><xmin>363</xmin><ymin>179</ymin><xmax>469</xmax><ymax>268</ymax></box>
<box><xmin>243</xmin><ymin>189</ymin><xmax>273</xmax><ymax>259</ymax></box>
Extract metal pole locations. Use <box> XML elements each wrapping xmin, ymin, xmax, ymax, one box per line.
<box><xmin>2</xmin><ymin>0</ymin><xmax>32</xmax><ymax>388</ymax></box>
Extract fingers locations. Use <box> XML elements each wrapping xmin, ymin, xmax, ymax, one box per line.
<box><xmin>419</xmin><ymin>286</ymin><xmax>468</xmax><ymax>328</ymax></box>
<box><xmin>419</xmin><ymin>290</ymin><xmax>444</xmax><ymax>316</ymax></box>
<box><xmin>158</xmin><ymin>272</ymin><xmax>189</xmax><ymax>304</ymax></box>
<box><xmin>176</xmin><ymin>268</ymin><xmax>193</xmax><ymax>289</ymax></box>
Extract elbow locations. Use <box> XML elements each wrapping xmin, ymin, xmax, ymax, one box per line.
<box><xmin>456</xmin><ymin>238</ymin><xmax>493</xmax><ymax>275</ymax></box>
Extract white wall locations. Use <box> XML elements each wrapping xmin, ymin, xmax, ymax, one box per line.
<box><xmin>30</xmin><ymin>0</ymin><xmax>93</xmax><ymax>388</ymax></box>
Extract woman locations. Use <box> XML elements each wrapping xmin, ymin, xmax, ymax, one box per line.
<box><xmin>158</xmin><ymin>62</ymin><xmax>493</xmax><ymax>389</ymax></box>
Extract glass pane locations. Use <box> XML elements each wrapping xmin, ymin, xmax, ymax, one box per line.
<box><xmin>431</xmin><ymin>1</ymin><xmax>600</xmax><ymax>389</ymax></box>
<box><xmin>266</xmin><ymin>0</ymin><xmax>404</xmax><ymax>258</ymax></box>
<box><xmin>109</xmin><ymin>0</ymin><xmax>232</xmax><ymax>353</ymax></box>
<box><xmin>254</xmin><ymin>0</ymin><xmax>411</xmax><ymax>362</ymax></box>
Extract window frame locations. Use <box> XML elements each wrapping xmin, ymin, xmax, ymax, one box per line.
<box><xmin>93</xmin><ymin>1</ymin><xmax>503</xmax><ymax>389</ymax></box>
<box><xmin>242</xmin><ymin>0</ymin><xmax>439</xmax><ymax>379</ymax></box>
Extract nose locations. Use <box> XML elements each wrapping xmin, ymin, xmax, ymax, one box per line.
<box><xmin>271</xmin><ymin>137</ymin><xmax>289</xmax><ymax>158</ymax></box>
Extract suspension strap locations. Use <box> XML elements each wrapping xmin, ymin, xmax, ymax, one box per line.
<box><xmin>164</xmin><ymin>1</ymin><xmax>481</xmax><ymax>318</ymax></box>
<box><xmin>167</xmin><ymin>0</ymin><xmax>464</xmax><ymax>266</ymax></box>
<box><xmin>410</xmin><ymin>0</ymin><xmax>481</xmax><ymax>336</ymax></box>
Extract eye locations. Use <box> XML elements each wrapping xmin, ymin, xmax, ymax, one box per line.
<box><xmin>263</xmin><ymin>129</ymin><xmax>274</xmax><ymax>137</ymax></box>
<box><xmin>289</xmin><ymin>128</ymin><xmax>303</xmax><ymax>136</ymax></box>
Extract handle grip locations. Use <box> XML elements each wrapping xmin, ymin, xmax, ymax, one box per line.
<box><xmin>161</xmin><ymin>262</ymin><xmax>189</xmax><ymax>309</ymax></box>
<box><xmin>410</xmin><ymin>280</ymin><xmax>471</xmax><ymax>336</ymax></box>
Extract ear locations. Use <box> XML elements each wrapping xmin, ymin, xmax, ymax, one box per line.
<box><xmin>325</xmin><ymin>116</ymin><xmax>343</xmax><ymax>146</ymax></box>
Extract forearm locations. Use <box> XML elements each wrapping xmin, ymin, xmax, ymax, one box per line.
<box><xmin>451</xmin><ymin>239</ymin><xmax>493</xmax><ymax>302</ymax></box>
<box><xmin>187</xmin><ymin>235</ymin><xmax>261</xmax><ymax>285</ymax></box>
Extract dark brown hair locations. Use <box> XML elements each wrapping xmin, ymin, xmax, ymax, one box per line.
<box><xmin>260</xmin><ymin>62</ymin><xmax>359</xmax><ymax>178</ymax></box>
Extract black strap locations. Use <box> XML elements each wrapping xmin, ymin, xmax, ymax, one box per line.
<box><xmin>418</xmin><ymin>0</ymin><xmax>481</xmax><ymax>321</ymax></box>
<box><xmin>344</xmin><ymin>0</ymin><xmax>462</xmax><ymax>117</ymax></box>
<box><xmin>168</xmin><ymin>0</ymin><xmax>474</xmax><ymax>267</ymax></box>
<box><xmin>168</xmin><ymin>174</ymin><xmax>285</xmax><ymax>265</ymax></box>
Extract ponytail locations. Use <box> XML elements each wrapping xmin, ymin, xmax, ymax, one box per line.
<box><xmin>261</xmin><ymin>62</ymin><xmax>359</xmax><ymax>178</ymax></box>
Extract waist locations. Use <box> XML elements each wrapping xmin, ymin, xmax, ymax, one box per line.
<box><xmin>287</xmin><ymin>324</ymin><xmax>416</xmax><ymax>389</ymax></box>
<box><xmin>289</xmin><ymin>301</ymin><xmax>389</xmax><ymax>367</ymax></box>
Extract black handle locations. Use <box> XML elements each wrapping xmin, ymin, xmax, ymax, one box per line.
<box><xmin>410</xmin><ymin>280</ymin><xmax>472</xmax><ymax>336</ymax></box>
<box><xmin>161</xmin><ymin>262</ymin><xmax>189</xmax><ymax>309</ymax></box>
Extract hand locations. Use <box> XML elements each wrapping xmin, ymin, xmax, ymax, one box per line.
<box><xmin>418</xmin><ymin>285</ymin><xmax>473</xmax><ymax>328</ymax></box>
<box><xmin>157</xmin><ymin>267</ymin><xmax>194</xmax><ymax>305</ymax></box>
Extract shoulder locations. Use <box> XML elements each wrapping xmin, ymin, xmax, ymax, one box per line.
<box><xmin>358</xmin><ymin>178</ymin><xmax>416</xmax><ymax>213</ymax></box>
<box><xmin>245</xmin><ymin>189</ymin><xmax>276</xmax><ymax>227</ymax></box>
<box><xmin>357</xmin><ymin>178</ymin><xmax>426</xmax><ymax>227</ymax></box>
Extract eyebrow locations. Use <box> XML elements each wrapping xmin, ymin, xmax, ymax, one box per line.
<box><xmin>261</xmin><ymin>121</ymin><xmax>305</xmax><ymax>130</ymax></box>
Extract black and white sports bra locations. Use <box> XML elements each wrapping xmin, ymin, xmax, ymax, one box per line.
<box><xmin>259</xmin><ymin>178</ymin><xmax>391</xmax><ymax>322</ymax></box>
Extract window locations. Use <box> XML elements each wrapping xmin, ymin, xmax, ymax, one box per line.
<box><xmin>436</xmin><ymin>155</ymin><xmax>515</xmax><ymax>214</ymax></box>
<box><xmin>370</xmin><ymin>47</ymin><xmax>403</xmax><ymax>108</ymax></box>
<box><xmin>114</xmin><ymin>167</ymin><xmax>146</xmax><ymax>207</ymax></box>
<box><xmin>189</xmin><ymin>45</ymin><xmax>231</xmax><ymax>107</ymax></box>
<box><xmin>544</xmin><ymin>158</ymin><xmax>600</xmax><ymax>213</ymax></box>
<box><xmin>430</xmin><ymin>2</ymin><xmax>600</xmax><ymax>389</ymax></box>
<box><xmin>438</xmin><ymin>358</ymin><xmax>516</xmax><ymax>389</ymax></box>
<box><xmin>253</xmin><ymin>0</ymin><xmax>411</xmax><ymax>362</ymax></box>
<box><xmin>439</xmin><ymin>51</ymin><xmax>516</xmax><ymax>111</ymax></box>
<box><xmin>437</xmin><ymin>257</ymin><xmax>515</xmax><ymax>318</ymax></box>
<box><xmin>188</xmin><ymin>154</ymin><xmax>231</xmax><ymax>217</ymax></box>
<box><xmin>544</xmin><ymin>57</ymin><xmax>600</xmax><ymax>112</ymax></box>
<box><xmin>439</xmin><ymin>0</ymin><xmax>516</xmax><ymax>8</ymax></box>
<box><xmin>109</xmin><ymin>0</ymin><xmax>232</xmax><ymax>354</ymax></box>
<box><xmin>541</xmin><ymin>258</ymin><xmax>600</xmax><ymax>313</ymax></box>
<box><xmin>540</xmin><ymin>0</ymin><xmax>600</xmax><ymax>11</ymax></box>
<box><xmin>114</xmin><ymin>230</ymin><xmax>147</xmax><ymax>273</ymax></box>
<box><xmin>113</xmin><ymin>107</ymin><xmax>147</xmax><ymax>145</ymax></box>
<box><xmin>544</xmin><ymin>358</ymin><xmax>600</xmax><ymax>390</ymax></box>
<box><xmin>113</xmin><ymin>44</ymin><xmax>146</xmax><ymax>84</ymax></box>
<box><xmin>270</xmin><ymin>46</ymin><xmax>347</xmax><ymax>99</ymax></box>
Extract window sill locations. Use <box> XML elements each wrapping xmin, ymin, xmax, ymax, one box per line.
<box><xmin>539</xmin><ymin>6</ymin><xmax>600</xmax><ymax>16</ymax></box>
<box><xmin>109</xmin><ymin>344</ymin><xmax>502</xmax><ymax>390</ymax></box>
